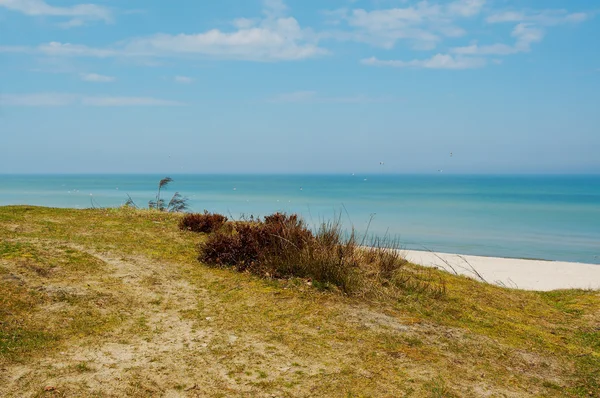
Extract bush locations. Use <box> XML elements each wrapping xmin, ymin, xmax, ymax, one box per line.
<box><xmin>200</xmin><ymin>213</ymin><xmax>312</xmax><ymax>273</ymax></box>
<box><xmin>179</xmin><ymin>211</ymin><xmax>228</xmax><ymax>233</ymax></box>
<box><xmin>197</xmin><ymin>212</ymin><xmax>438</xmax><ymax>297</ymax></box>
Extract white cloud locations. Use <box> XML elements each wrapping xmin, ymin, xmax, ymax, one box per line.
<box><xmin>361</xmin><ymin>54</ymin><xmax>486</xmax><ymax>69</ymax></box>
<box><xmin>58</xmin><ymin>18</ymin><xmax>85</xmax><ymax>28</ymax></box>
<box><xmin>325</xmin><ymin>0</ymin><xmax>484</xmax><ymax>50</ymax></box>
<box><xmin>263</xmin><ymin>0</ymin><xmax>287</xmax><ymax>18</ymax></box>
<box><xmin>487</xmin><ymin>9</ymin><xmax>590</xmax><ymax>26</ymax></box>
<box><xmin>346</xmin><ymin>8</ymin><xmax>442</xmax><ymax>49</ymax></box>
<box><xmin>232</xmin><ymin>18</ymin><xmax>257</xmax><ymax>29</ymax></box>
<box><xmin>81</xmin><ymin>97</ymin><xmax>182</xmax><ymax>106</ymax></box>
<box><xmin>448</xmin><ymin>7</ymin><xmax>590</xmax><ymax>61</ymax></box>
<box><xmin>451</xmin><ymin>23</ymin><xmax>544</xmax><ymax>55</ymax></box>
<box><xmin>322</xmin><ymin>2</ymin><xmax>590</xmax><ymax>59</ymax></box>
<box><xmin>0</xmin><ymin>93</ymin><xmax>77</xmax><ymax>106</ymax></box>
<box><xmin>270</xmin><ymin>91</ymin><xmax>393</xmax><ymax>104</ymax></box>
<box><xmin>0</xmin><ymin>93</ymin><xmax>182</xmax><ymax>107</ymax></box>
<box><xmin>321</xmin><ymin>8</ymin><xmax>348</xmax><ymax>26</ymax></box>
<box><xmin>0</xmin><ymin>1</ymin><xmax>325</xmax><ymax>62</ymax></box>
<box><xmin>271</xmin><ymin>91</ymin><xmax>318</xmax><ymax>102</ymax></box>
<box><xmin>0</xmin><ymin>45</ymin><xmax>30</xmax><ymax>53</ymax></box>
<box><xmin>486</xmin><ymin>11</ymin><xmax>523</xmax><ymax>24</ymax></box>
<box><xmin>80</xmin><ymin>73</ymin><xmax>116</xmax><ymax>83</ymax></box>
<box><xmin>39</xmin><ymin>42</ymin><xmax>119</xmax><ymax>57</ymax></box>
<box><xmin>447</xmin><ymin>0</ymin><xmax>485</xmax><ymax>17</ymax></box>
<box><xmin>124</xmin><ymin>16</ymin><xmax>325</xmax><ymax>61</ymax></box>
<box><xmin>0</xmin><ymin>0</ymin><xmax>112</xmax><ymax>25</ymax></box>
<box><xmin>451</xmin><ymin>43</ymin><xmax>516</xmax><ymax>56</ymax></box>
<box><xmin>512</xmin><ymin>23</ymin><xmax>544</xmax><ymax>50</ymax></box>
<box><xmin>174</xmin><ymin>76</ymin><xmax>194</xmax><ymax>84</ymax></box>
<box><xmin>120</xmin><ymin>0</ymin><xmax>323</xmax><ymax>62</ymax></box>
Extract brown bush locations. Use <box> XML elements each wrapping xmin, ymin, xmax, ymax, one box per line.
<box><xmin>197</xmin><ymin>212</ymin><xmax>435</xmax><ymax>296</ymax></box>
<box><xmin>179</xmin><ymin>211</ymin><xmax>228</xmax><ymax>234</ymax></box>
<box><xmin>200</xmin><ymin>213</ymin><xmax>311</xmax><ymax>274</ymax></box>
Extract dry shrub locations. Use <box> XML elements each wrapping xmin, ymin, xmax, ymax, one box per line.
<box><xmin>179</xmin><ymin>211</ymin><xmax>228</xmax><ymax>234</ymax></box>
<box><xmin>199</xmin><ymin>212</ymin><xmax>445</xmax><ymax>298</ymax></box>
<box><xmin>200</xmin><ymin>213</ymin><xmax>313</xmax><ymax>274</ymax></box>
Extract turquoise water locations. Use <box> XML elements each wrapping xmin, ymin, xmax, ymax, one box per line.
<box><xmin>1</xmin><ymin>174</ymin><xmax>599</xmax><ymax>264</ymax></box>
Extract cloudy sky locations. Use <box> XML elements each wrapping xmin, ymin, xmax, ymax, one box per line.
<box><xmin>0</xmin><ymin>0</ymin><xmax>598</xmax><ymax>174</ymax></box>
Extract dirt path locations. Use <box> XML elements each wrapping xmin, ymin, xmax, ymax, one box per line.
<box><xmin>3</xmin><ymin>249</ymin><xmax>209</xmax><ymax>396</ymax></box>
<box><xmin>1</xmin><ymin>246</ymin><xmax>329</xmax><ymax>397</ymax></box>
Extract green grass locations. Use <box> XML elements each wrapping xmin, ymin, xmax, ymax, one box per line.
<box><xmin>0</xmin><ymin>205</ymin><xmax>599</xmax><ymax>397</ymax></box>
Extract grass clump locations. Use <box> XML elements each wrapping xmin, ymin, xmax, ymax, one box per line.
<box><xmin>199</xmin><ymin>213</ymin><xmax>314</xmax><ymax>274</ymax></box>
<box><xmin>179</xmin><ymin>211</ymin><xmax>228</xmax><ymax>233</ymax></box>
<box><xmin>199</xmin><ymin>212</ymin><xmax>441</xmax><ymax>297</ymax></box>
<box><xmin>124</xmin><ymin>176</ymin><xmax>189</xmax><ymax>213</ymax></box>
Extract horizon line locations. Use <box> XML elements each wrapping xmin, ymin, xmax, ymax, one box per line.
<box><xmin>1</xmin><ymin>172</ymin><xmax>599</xmax><ymax>177</ymax></box>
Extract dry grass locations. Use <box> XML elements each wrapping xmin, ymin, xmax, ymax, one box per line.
<box><xmin>179</xmin><ymin>211</ymin><xmax>228</xmax><ymax>234</ymax></box>
<box><xmin>199</xmin><ymin>212</ymin><xmax>446</xmax><ymax>300</ymax></box>
<box><xmin>0</xmin><ymin>205</ymin><xmax>599</xmax><ymax>397</ymax></box>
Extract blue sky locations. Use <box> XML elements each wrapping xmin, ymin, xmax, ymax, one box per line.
<box><xmin>0</xmin><ymin>0</ymin><xmax>598</xmax><ymax>174</ymax></box>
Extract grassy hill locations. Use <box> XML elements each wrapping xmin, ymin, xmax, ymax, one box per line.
<box><xmin>1</xmin><ymin>206</ymin><xmax>599</xmax><ymax>397</ymax></box>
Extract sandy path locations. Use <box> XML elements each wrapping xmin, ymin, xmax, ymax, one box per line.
<box><xmin>403</xmin><ymin>250</ymin><xmax>600</xmax><ymax>291</ymax></box>
<box><xmin>1</xmin><ymin>246</ymin><xmax>329</xmax><ymax>397</ymax></box>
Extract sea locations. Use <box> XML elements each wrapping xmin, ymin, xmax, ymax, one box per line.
<box><xmin>1</xmin><ymin>174</ymin><xmax>599</xmax><ymax>265</ymax></box>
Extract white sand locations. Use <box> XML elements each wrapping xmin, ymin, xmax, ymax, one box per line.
<box><xmin>402</xmin><ymin>250</ymin><xmax>600</xmax><ymax>291</ymax></box>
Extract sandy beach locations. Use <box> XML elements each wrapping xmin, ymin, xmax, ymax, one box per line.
<box><xmin>403</xmin><ymin>250</ymin><xmax>600</xmax><ymax>291</ymax></box>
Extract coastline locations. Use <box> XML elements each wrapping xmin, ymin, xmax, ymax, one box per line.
<box><xmin>402</xmin><ymin>249</ymin><xmax>600</xmax><ymax>291</ymax></box>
